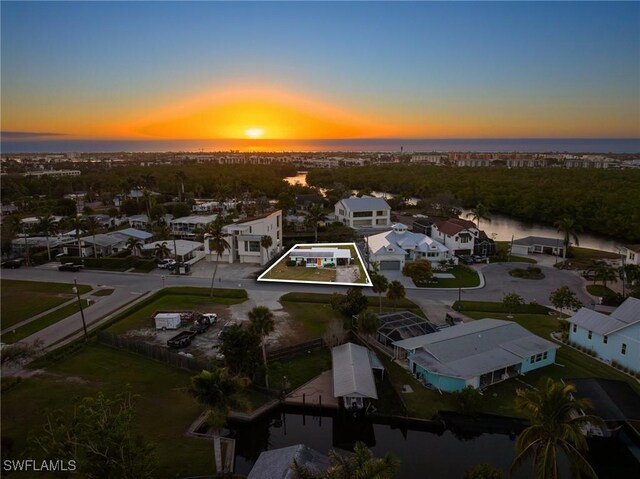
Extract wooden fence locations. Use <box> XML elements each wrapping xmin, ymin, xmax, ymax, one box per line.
<box><xmin>266</xmin><ymin>338</ymin><xmax>325</xmax><ymax>361</ymax></box>
<box><xmin>97</xmin><ymin>330</ymin><xmax>214</xmax><ymax>373</ymax></box>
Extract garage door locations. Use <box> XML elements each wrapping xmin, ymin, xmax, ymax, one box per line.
<box><xmin>379</xmin><ymin>260</ymin><xmax>401</xmax><ymax>270</ymax></box>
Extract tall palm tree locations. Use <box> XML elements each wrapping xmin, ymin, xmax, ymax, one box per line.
<box><xmin>466</xmin><ymin>202</ymin><xmax>491</xmax><ymax>230</ymax></box>
<box><xmin>154</xmin><ymin>224</ymin><xmax>172</xmax><ymax>241</ymax></box>
<box><xmin>37</xmin><ymin>214</ymin><xmax>58</xmax><ymax>261</ymax></box>
<box><xmin>189</xmin><ymin>369</ymin><xmax>249</xmax><ymax>474</ymax></box>
<box><xmin>260</xmin><ymin>235</ymin><xmax>273</xmax><ymax>265</ymax></box>
<box><xmin>125</xmin><ymin>237</ymin><xmax>143</xmax><ymax>257</ymax></box>
<box><xmin>142</xmin><ymin>189</ymin><xmax>154</xmax><ymax>226</ymax></box>
<box><xmin>588</xmin><ymin>260</ymin><xmax>618</xmax><ymax>288</ymax></box>
<box><xmin>511</xmin><ymin>378</ymin><xmax>605</xmax><ymax>479</ymax></box>
<box><xmin>386</xmin><ymin>280</ymin><xmax>406</xmax><ymax>311</ymax></box>
<box><xmin>554</xmin><ymin>217</ymin><xmax>581</xmax><ymax>260</ymax></box>
<box><xmin>306</xmin><ymin>204</ymin><xmax>327</xmax><ymax>242</ymax></box>
<box><xmin>175</xmin><ymin>171</ymin><xmax>187</xmax><ymax>202</ymax></box>
<box><xmin>83</xmin><ymin>216</ymin><xmax>103</xmax><ymax>259</ymax></box>
<box><xmin>154</xmin><ymin>241</ymin><xmax>172</xmax><ymax>260</ymax></box>
<box><xmin>371</xmin><ymin>273</ymin><xmax>389</xmax><ymax>313</ymax></box>
<box><xmin>6</xmin><ymin>215</ymin><xmax>28</xmax><ymax>265</ymax></box>
<box><xmin>293</xmin><ymin>441</ymin><xmax>400</xmax><ymax>479</ymax></box>
<box><xmin>67</xmin><ymin>215</ymin><xmax>85</xmax><ymax>258</ymax></box>
<box><xmin>140</xmin><ymin>173</ymin><xmax>156</xmax><ymax>190</ymax></box>
<box><xmin>205</xmin><ymin>220</ymin><xmax>230</xmax><ymax>296</ymax></box>
<box><xmin>248</xmin><ymin>306</ymin><xmax>275</xmax><ymax>389</ymax></box>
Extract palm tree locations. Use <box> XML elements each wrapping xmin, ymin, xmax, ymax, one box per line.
<box><xmin>293</xmin><ymin>441</ymin><xmax>400</xmax><ymax>479</ymax></box>
<box><xmin>205</xmin><ymin>220</ymin><xmax>230</xmax><ymax>296</ymax></box>
<box><xmin>357</xmin><ymin>310</ymin><xmax>380</xmax><ymax>340</ymax></box>
<box><xmin>66</xmin><ymin>215</ymin><xmax>86</xmax><ymax>258</ymax></box>
<box><xmin>154</xmin><ymin>224</ymin><xmax>172</xmax><ymax>241</ymax></box>
<box><xmin>306</xmin><ymin>204</ymin><xmax>327</xmax><ymax>243</ymax></box>
<box><xmin>154</xmin><ymin>241</ymin><xmax>171</xmax><ymax>260</ymax></box>
<box><xmin>140</xmin><ymin>173</ymin><xmax>156</xmax><ymax>190</ymax></box>
<box><xmin>248</xmin><ymin>306</ymin><xmax>275</xmax><ymax>389</ymax></box>
<box><xmin>175</xmin><ymin>171</ymin><xmax>187</xmax><ymax>202</ymax></box>
<box><xmin>260</xmin><ymin>235</ymin><xmax>273</xmax><ymax>265</ymax></box>
<box><xmin>554</xmin><ymin>217</ymin><xmax>581</xmax><ymax>260</ymax></box>
<box><xmin>588</xmin><ymin>260</ymin><xmax>618</xmax><ymax>288</ymax></box>
<box><xmin>7</xmin><ymin>215</ymin><xmax>28</xmax><ymax>265</ymax></box>
<box><xmin>511</xmin><ymin>378</ymin><xmax>605</xmax><ymax>479</ymax></box>
<box><xmin>37</xmin><ymin>214</ymin><xmax>58</xmax><ymax>261</ymax></box>
<box><xmin>189</xmin><ymin>369</ymin><xmax>249</xmax><ymax>474</ymax></box>
<box><xmin>83</xmin><ymin>216</ymin><xmax>103</xmax><ymax>259</ymax></box>
<box><xmin>371</xmin><ymin>273</ymin><xmax>389</xmax><ymax>313</ymax></box>
<box><xmin>466</xmin><ymin>202</ymin><xmax>491</xmax><ymax>230</ymax></box>
<box><xmin>125</xmin><ymin>237</ymin><xmax>143</xmax><ymax>257</ymax></box>
<box><xmin>386</xmin><ymin>280</ymin><xmax>405</xmax><ymax>311</ymax></box>
<box><xmin>142</xmin><ymin>189</ymin><xmax>154</xmax><ymax>226</ymax></box>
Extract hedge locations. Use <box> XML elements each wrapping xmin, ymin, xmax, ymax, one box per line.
<box><xmin>133</xmin><ymin>258</ymin><xmax>157</xmax><ymax>272</ymax></box>
<box><xmin>59</xmin><ymin>255</ymin><xmax>135</xmax><ymax>270</ymax></box>
<box><xmin>280</xmin><ymin>291</ymin><xmax>418</xmax><ymax>309</ymax></box>
<box><xmin>452</xmin><ymin>300</ymin><xmax>552</xmax><ymax>315</ymax></box>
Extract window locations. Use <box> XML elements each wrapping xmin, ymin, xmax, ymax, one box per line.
<box><xmin>353</xmin><ymin>211</ymin><xmax>373</xmax><ymax>218</ymax></box>
<box><xmin>459</xmin><ymin>235</ymin><xmax>470</xmax><ymax>244</ymax></box>
<box><xmin>630</xmin><ymin>252</ymin><xmax>636</xmax><ymax>261</ymax></box>
<box><xmin>244</xmin><ymin>241</ymin><xmax>260</xmax><ymax>252</ymax></box>
<box><xmin>588</xmin><ymin>330</ymin><xmax>592</xmax><ymax>340</ymax></box>
<box><xmin>621</xmin><ymin>343</ymin><xmax>627</xmax><ymax>355</ymax></box>
<box><xmin>543</xmin><ymin>351</ymin><xmax>548</xmax><ymax>360</ymax></box>
<box><xmin>376</xmin><ymin>210</ymin><xmax>387</xmax><ymax>216</ymax></box>
<box><xmin>572</xmin><ymin>324</ymin><xmax>577</xmax><ymax>333</ymax></box>
<box><xmin>603</xmin><ymin>335</ymin><xmax>608</xmax><ymax>344</ymax></box>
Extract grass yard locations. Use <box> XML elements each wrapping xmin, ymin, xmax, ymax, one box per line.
<box><xmin>106</xmin><ymin>287</ymin><xmax>247</xmax><ymax>334</ymax></box>
<box><xmin>509</xmin><ymin>266</ymin><xmax>545</xmax><ymax>280</ymax></box>
<box><xmin>279</xmin><ymin>301</ymin><xmax>345</xmax><ymax>344</ymax></box>
<box><xmin>557</xmin><ymin>246</ymin><xmax>619</xmax><ymax>270</ymax></box>
<box><xmin>586</xmin><ymin>284</ymin><xmax>616</xmax><ymax>297</ymax></box>
<box><xmin>269</xmin><ymin>348</ymin><xmax>332</xmax><ymax>392</ymax></box>
<box><xmin>1</xmin><ymin>342</ymin><xmax>216</xmax><ymax>477</ymax></box>
<box><xmin>415</xmin><ymin>265</ymin><xmax>481</xmax><ymax>288</ymax></box>
<box><xmin>92</xmin><ymin>288</ymin><xmax>115</xmax><ymax>296</ymax></box>
<box><xmin>263</xmin><ymin>262</ymin><xmax>337</xmax><ymax>282</ymax></box>
<box><xmin>1</xmin><ymin>300</ymin><xmax>95</xmax><ymax>344</ymax></box>
<box><xmin>1</xmin><ymin>279</ymin><xmax>92</xmax><ymax>330</ymax></box>
<box><xmin>490</xmin><ymin>255</ymin><xmax>538</xmax><ymax>264</ymax></box>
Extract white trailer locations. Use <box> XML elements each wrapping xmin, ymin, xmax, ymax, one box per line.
<box><xmin>154</xmin><ymin>312</ymin><xmax>182</xmax><ymax>330</ymax></box>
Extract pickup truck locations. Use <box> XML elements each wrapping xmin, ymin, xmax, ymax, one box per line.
<box><xmin>59</xmin><ymin>262</ymin><xmax>82</xmax><ymax>272</ymax></box>
<box><xmin>167</xmin><ymin>330</ymin><xmax>197</xmax><ymax>349</ymax></box>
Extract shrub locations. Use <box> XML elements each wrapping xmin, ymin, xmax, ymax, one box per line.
<box><xmin>402</xmin><ymin>260</ymin><xmax>433</xmax><ymax>282</ymax></box>
<box><xmin>285</xmin><ymin>260</ymin><xmax>296</xmax><ymax>267</ymax></box>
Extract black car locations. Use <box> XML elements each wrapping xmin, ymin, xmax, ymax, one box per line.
<box><xmin>58</xmin><ymin>262</ymin><xmax>82</xmax><ymax>272</ymax></box>
<box><xmin>1</xmin><ymin>259</ymin><xmax>23</xmax><ymax>269</ymax></box>
<box><xmin>457</xmin><ymin>255</ymin><xmax>474</xmax><ymax>265</ymax></box>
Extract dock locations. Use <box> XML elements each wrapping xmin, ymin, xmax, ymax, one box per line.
<box><xmin>284</xmin><ymin>370</ymin><xmax>339</xmax><ymax>409</ymax></box>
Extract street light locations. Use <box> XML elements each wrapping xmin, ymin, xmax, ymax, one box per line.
<box><xmin>73</xmin><ymin>278</ymin><xmax>88</xmax><ymax>341</ymax></box>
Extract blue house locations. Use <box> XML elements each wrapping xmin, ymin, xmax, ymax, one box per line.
<box><xmin>567</xmin><ymin>297</ymin><xmax>639</xmax><ymax>373</ymax></box>
<box><xmin>393</xmin><ymin>319</ymin><xmax>559</xmax><ymax>392</ymax></box>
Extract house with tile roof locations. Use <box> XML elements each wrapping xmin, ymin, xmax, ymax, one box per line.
<box><xmin>567</xmin><ymin>297</ymin><xmax>640</xmax><ymax>373</ymax></box>
<box><xmin>365</xmin><ymin>223</ymin><xmax>450</xmax><ymax>270</ymax></box>
<box><xmin>334</xmin><ymin>196</ymin><xmax>391</xmax><ymax>229</ymax></box>
<box><xmin>430</xmin><ymin>217</ymin><xmax>481</xmax><ymax>256</ymax></box>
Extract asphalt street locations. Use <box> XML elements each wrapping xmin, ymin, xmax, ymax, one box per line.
<box><xmin>1</xmin><ymin>261</ymin><xmax>593</xmax><ymax>350</ymax></box>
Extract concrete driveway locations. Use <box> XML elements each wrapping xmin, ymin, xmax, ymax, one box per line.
<box><xmin>188</xmin><ymin>259</ymin><xmax>261</xmax><ymax>282</ymax></box>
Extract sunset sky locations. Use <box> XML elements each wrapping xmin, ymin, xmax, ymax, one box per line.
<box><xmin>1</xmin><ymin>1</ymin><xmax>639</xmax><ymax>142</ymax></box>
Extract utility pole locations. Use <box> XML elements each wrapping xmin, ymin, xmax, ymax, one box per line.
<box><xmin>73</xmin><ymin>278</ymin><xmax>88</xmax><ymax>341</ymax></box>
<box><xmin>509</xmin><ymin>234</ymin><xmax>514</xmax><ymax>262</ymax></box>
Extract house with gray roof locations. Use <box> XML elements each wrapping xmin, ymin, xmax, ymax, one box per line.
<box><xmin>334</xmin><ymin>196</ymin><xmax>391</xmax><ymax>229</ymax></box>
<box><xmin>365</xmin><ymin>223</ymin><xmax>450</xmax><ymax>270</ymax></box>
<box><xmin>567</xmin><ymin>297</ymin><xmax>640</xmax><ymax>373</ymax></box>
<box><xmin>332</xmin><ymin>342</ymin><xmax>378</xmax><ymax>411</ymax></box>
<box><xmin>393</xmin><ymin>319</ymin><xmax>559</xmax><ymax>392</ymax></box>
<box><xmin>247</xmin><ymin>444</ymin><xmax>329</xmax><ymax>479</ymax></box>
<box><xmin>511</xmin><ymin>236</ymin><xmax>565</xmax><ymax>257</ymax></box>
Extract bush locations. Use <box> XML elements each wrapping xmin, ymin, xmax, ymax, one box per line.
<box><xmin>133</xmin><ymin>258</ymin><xmax>157</xmax><ymax>272</ymax></box>
<box><xmin>402</xmin><ymin>260</ymin><xmax>433</xmax><ymax>282</ymax></box>
<box><xmin>285</xmin><ymin>260</ymin><xmax>296</xmax><ymax>267</ymax></box>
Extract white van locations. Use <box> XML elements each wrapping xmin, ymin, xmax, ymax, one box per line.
<box><xmin>154</xmin><ymin>313</ymin><xmax>182</xmax><ymax>330</ymax></box>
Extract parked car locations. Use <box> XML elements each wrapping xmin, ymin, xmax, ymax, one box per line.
<box><xmin>58</xmin><ymin>262</ymin><xmax>82</xmax><ymax>272</ymax></box>
<box><xmin>157</xmin><ymin>259</ymin><xmax>176</xmax><ymax>270</ymax></box>
<box><xmin>457</xmin><ymin>255</ymin><xmax>474</xmax><ymax>265</ymax></box>
<box><xmin>472</xmin><ymin>255</ymin><xmax>485</xmax><ymax>263</ymax></box>
<box><xmin>1</xmin><ymin>259</ymin><xmax>23</xmax><ymax>269</ymax></box>
<box><xmin>217</xmin><ymin>320</ymin><xmax>238</xmax><ymax>338</ymax></box>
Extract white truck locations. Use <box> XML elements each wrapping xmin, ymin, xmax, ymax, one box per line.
<box><xmin>154</xmin><ymin>312</ymin><xmax>182</xmax><ymax>330</ymax></box>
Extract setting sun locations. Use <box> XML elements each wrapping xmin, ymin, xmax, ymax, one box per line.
<box><xmin>244</xmin><ymin>128</ymin><xmax>265</xmax><ymax>139</ymax></box>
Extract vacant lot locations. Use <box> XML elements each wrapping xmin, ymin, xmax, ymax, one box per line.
<box><xmin>1</xmin><ymin>280</ymin><xmax>92</xmax><ymax>330</ymax></box>
<box><xmin>2</xmin><ymin>342</ymin><xmax>217</xmax><ymax>477</ymax></box>
<box><xmin>415</xmin><ymin>265</ymin><xmax>481</xmax><ymax>288</ymax></box>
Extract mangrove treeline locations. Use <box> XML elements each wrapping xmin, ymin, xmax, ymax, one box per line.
<box><xmin>307</xmin><ymin>165</ymin><xmax>640</xmax><ymax>242</ymax></box>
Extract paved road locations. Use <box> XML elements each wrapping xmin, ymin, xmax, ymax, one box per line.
<box><xmin>1</xmin><ymin>261</ymin><xmax>593</xmax><ymax>349</ymax></box>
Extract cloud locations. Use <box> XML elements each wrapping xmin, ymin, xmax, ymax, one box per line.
<box><xmin>1</xmin><ymin>131</ymin><xmax>67</xmax><ymax>140</ymax></box>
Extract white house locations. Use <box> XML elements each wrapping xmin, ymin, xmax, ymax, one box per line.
<box><xmin>430</xmin><ymin>218</ymin><xmax>479</xmax><ymax>256</ymax></box>
<box><xmin>334</xmin><ymin>196</ymin><xmax>391</xmax><ymax>229</ymax></box>
<box><xmin>511</xmin><ymin>236</ymin><xmax>565</xmax><ymax>258</ymax></box>
<box><xmin>566</xmin><ymin>297</ymin><xmax>640</xmax><ymax>373</ymax></box>
<box><xmin>143</xmin><ymin>239</ymin><xmax>205</xmax><ymax>263</ymax></box>
<box><xmin>170</xmin><ymin>214</ymin><xmax>218</xmax><ymax>238</ymax></box>
<box><xmin>621</xmin><ymin>245</ymin><xmax>640</xmax><ymax>266</ymax></box>
<box><xmin>206</xmin><ymin>210</ymin><xmax>282</xmax><ymax>266</ymax></box>
<box><xmin>365</xmin><ymin>223</ymin><xmax>450</xmax><ymax>271</ymax></box>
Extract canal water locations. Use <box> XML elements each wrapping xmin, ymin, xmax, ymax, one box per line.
<box><xmin>230</xmin><ymin>408</ymin><xmax>640</xmax><ymax>478</ymax></box>
<box><xmin>284</xmin><ymin>172</ymin><xmax>623</xmax><ymax>253</ymax></box>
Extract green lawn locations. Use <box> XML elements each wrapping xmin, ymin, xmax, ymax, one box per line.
<box><xmin>1</xmin><ymin>342</ymin><xmax>216</xmax><ymax>477</ymax></box>
<box><xmin>91</xmin><ymin>288</ymin><xmax>115</xmax><ymax>296</ymax></box>
<box><xmin>415</xmin><ymin>265</ymin><xmax>480</xmax><ymax>288</ymax></box>
<box><xmin>557</xmin><ymin>246</ymin><xmax>619</xmax><ymax>270</ymax></box>
<box><xmin>509</xmin><ymin>266</ymin><xmax>545</xmax><ymax>280</ymax></box>
<box><xmin>1</xmin><ymin>280</ymin><xmax>92</xmax><ymax>329</ymax></box>
<box><xmin>1</xmin><ymin>301</ymin><xmax>95</xmax><ymax>344</ymax></box>
<box><xmin>280</xmin><ymin>292</ymin><xmax>421</xmax><ymax>311</ymax></box>
<box><xmin>106</xmin><ymin>288</ymin><xmax>248</xmax><ymax>334</ymax></box>
<box><xmin>586</xmin><ymin>284</ymin><xmax>616</xmax><ymax>297</ymax></box>
<box><xmin>269</xmin><ymin>348</ymin><xmax>332</xmax><ymax>392</ymax></box>
<box><xmin>490</xmin><ymin>255</ymin><xmax>538</xmax><ymax>264</ymax></box>
<box><xmin>279</xmin><ymin>301</ymin><xmax>345</xmax><ymax>344</ymax></box>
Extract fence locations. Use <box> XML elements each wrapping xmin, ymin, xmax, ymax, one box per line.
<box><xmin>97</xmin><ymin>330</ymin><xmax>214</xmax><ymax>373</ymax></box>
<box><xmin>267</xmin><ymin>338</ymin><xmax>325</xmax><ymax>362</ymax></box>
